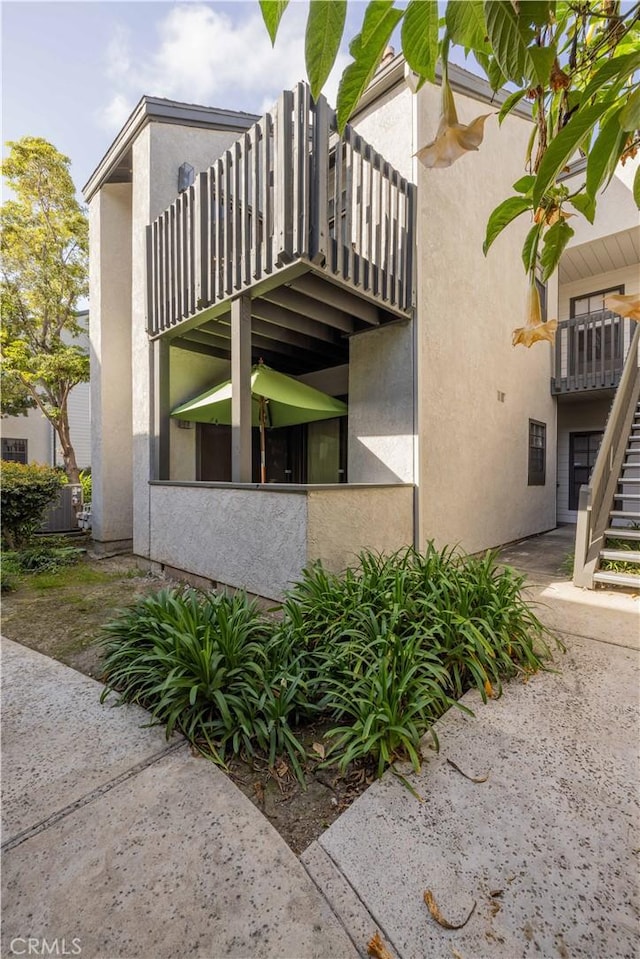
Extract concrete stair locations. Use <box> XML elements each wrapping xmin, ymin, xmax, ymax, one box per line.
<box><xmin>595</xmin><ymin>401</ymin><xmax>640</xmax><ymax>590</ymax></box>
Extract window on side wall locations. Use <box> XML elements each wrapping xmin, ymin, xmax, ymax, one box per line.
<box><xmin>528</xmin><ymin>420</ymin><xmax>546</xmax><ymax>486</ymax></box>
<box><xmin>1</xmin><ymin>438</ymin><xmax>28</xmax><ymax>464</ymax></box>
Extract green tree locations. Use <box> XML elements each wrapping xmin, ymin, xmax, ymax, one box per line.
<box><xmin>261</xmin><ymin>1</ymin><xmax>640</xmax><ymax>342</ymax></box>
<box><xmin>1</xmin><ymin>137</ymin><xmax>89</xmax><ymax>481</ymax></box>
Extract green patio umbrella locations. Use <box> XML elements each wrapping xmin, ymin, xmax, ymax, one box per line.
<box><xmin>171</xmin><ymin>363</ymin><xmax>347</xmax><ymax>483</ymax></box>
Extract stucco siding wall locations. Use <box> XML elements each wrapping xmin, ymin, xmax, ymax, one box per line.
<box><xmin>562</xmin><ymin>172</ymin><xmax>639</xmax><ymax>246</ymax></box>
<box><xmin>131</xmin><ymin>122</ymin><xmax>261</xmax><ymax>557</ymax></box>
<box><xmin>351</xmin><ymin>83</ymin><xmax>414</xmax><ymax>181</ymax></box>
<box><xmin>415</xmin><ymin>83</ymin><xmax>557</xmax><ymax>553</ymax></box>
<box><xmin>89</xmin><ymin>182</ymin><xmax>133</xmax><ymax>544</ymax></box>
<box><xmin>307</xmin><ymin>485</ymin><xmax>414</xmax><ymax>571</ymax></box>
<box><xmin>556</xmin><ymin>397</ymin><xmax>612</xmax><ymax>524</ymax></box>
<box><xmin>149</xmin><ymin>485</ymin><xmax>308</xmax><ymax>599</ymax></box>
<box><xmin>348</xmin><ymin>323</ymin><xmax>415</xmax><ymax>484</ymax></box>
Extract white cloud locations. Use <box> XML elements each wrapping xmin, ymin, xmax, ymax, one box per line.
<box><xmin>98</xmin><ymin>2</ymin><xmax>348</xmax><ymax>132</ymax></box>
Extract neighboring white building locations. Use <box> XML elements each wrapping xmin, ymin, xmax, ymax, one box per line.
<box><xmin>84</xmin><ymin>60</ymin><xmax>639</xmax><ymax>597</ymax></box>
<box><xmin>1</xmin><ymin>311</ymin><xmax>92</xmax><ymax>471</ymax></box>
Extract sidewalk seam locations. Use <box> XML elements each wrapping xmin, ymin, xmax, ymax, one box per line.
<box><xmin>302</xmin><ymin>841</ymin><xmax>404</xmax><ymax>959</ymax></box>
<box><xmin>2</xmin><ymin>739</ymin><xmax>186</xmax><ymax>852</ymax></box>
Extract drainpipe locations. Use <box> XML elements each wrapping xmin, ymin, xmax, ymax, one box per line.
<box><xmin>411</xmin><ymin>84</ymin><xmax>420</xmax><ymax>551</ymax></box>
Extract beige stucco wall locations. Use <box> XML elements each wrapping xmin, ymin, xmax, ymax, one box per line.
<box><xmin>89</xmin><ymin>182</ymin><xmax>133</xmax><ymax>544</ymax></box>
<box><xmin>348</xmin><ymin>322</ymin><xmax>415</xmax><ymax>484</ymax></box>
<box><xmin>130</xmin><ymin>122</ymin><xmax>256</xmax><ymax>557</ymax></box>
<box><xmin>351</xmin><ymin>82</ymin><xmax>414</xmax><ymax>181</ymax></box>
<box><xmin>307</xmin><ymin>484</ymin><xmax>414</xmax><ymax>571</ymax></box>
<box><xmin>415</xmin><ymin>82</ymin><xmax>557</xmax><ymax>553</ymax></box>
<box><xmin>149</xmin><ymin>484</ymin><xmax>308</xmax><ymax>599</ymax></box>
<box><xmin>149</xmin><ymin>483</ymin><xmax>415</xmax><ymax>599</ymax></box>
<box><xmin>562</xmin><ymin>172</ymin><xmax>639</xmax><ymax>247</ymax></box>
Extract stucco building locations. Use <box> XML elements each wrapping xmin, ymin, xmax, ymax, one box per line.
<box><xmin>84</xmin><ymin>56</ymin><xmax>639</xmax><ymax>598</ymax></box>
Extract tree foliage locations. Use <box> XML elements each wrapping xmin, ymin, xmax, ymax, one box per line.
<box><xmin>1</xmin><ymin>137</ymin><xmax>89</xmax><ymax>481</ymax></box>
<box><xmin>260</xmin><ymin>0</ymin><xmax>640</xmax><ymax>316</ymax></box>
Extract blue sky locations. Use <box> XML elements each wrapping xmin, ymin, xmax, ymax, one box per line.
<box><xmin>2</xmin><ymin>1</ymin><xmax>396</xmax><ymax>196</ymax></box>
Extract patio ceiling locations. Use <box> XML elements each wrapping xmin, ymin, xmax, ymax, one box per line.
<box><xmin>171</xmin><ymin>271</ymin><xmax>399</xmax><ymax>374</ymax></box>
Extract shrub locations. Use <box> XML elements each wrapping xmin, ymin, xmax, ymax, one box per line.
<box><xmin>79</xmin><ymin>469</ymin><xmax>91</xmax><ymax>504</ymax></box>
<box><xmin>100</xmin><ymin>545</ymin><xmax>561</xmax><ymax>782</ymax></box>
<box><xmin>0</xmin><ymin>461</ymin><xmax>65</xmax><ymax>549</ymax></box>
<box><xmin>100</xmin><ymin>588</ymin><xmax>312</xmax><ymax>780</ymax></box>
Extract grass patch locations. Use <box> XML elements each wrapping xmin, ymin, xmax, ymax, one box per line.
<box><xmin>101</xmin><ymin>544</ymin><xmax>563</xmax><ymax>783</ymax></box>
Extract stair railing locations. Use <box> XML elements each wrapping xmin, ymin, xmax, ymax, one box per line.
<box><xmin>573</xmin><ymin>323</ymin><xmax>640</xmax><ymax>587</ymax></box>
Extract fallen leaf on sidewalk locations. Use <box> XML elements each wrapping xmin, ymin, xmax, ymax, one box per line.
<box><xmin>367</xmin><ymin>931</ymin><xmax>394</xmax><ymax>959</ymax></box>
<box><xmin>424</xmin><ymin>890</ymin><xmax>477</xmax><ymax>930</ymax></box>
<box><xmin>451</xmin><ymin>949</ymin><xmax>464</xmax><ymax>959</ymax></box>
<box><xmin>446</xmin><ymin>758</ymin><xmax>489</xmax><ymax>783</ymax></box>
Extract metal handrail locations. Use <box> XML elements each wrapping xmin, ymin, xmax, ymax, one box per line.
<box><xmin>573</xmin><ymin>323</ymin><xmax>640</xmax><ymax>587</ymax></box>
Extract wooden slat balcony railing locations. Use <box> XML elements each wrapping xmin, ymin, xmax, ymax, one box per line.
<box><xmin>552</xmin><ymin>310</ymin><xmax>633</xmax><ymax>394</ymax></box>
<box><xmin>146</xmin><ymin>83</ymin><xmax>415</xmax><ymax>337</ymax></box>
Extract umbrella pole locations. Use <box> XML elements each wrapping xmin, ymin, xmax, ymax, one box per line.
<box><xmin>259</xmin><ymin>396</ymin><xmax>267</xmax><ymax>484</ymax></box>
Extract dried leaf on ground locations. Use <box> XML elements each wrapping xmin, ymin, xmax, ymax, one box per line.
<box><xmin>367</xmin><ymin>931</ymin><xmax>394</xmax><ymax>959</ymax></box>
<box><xmin>446</xmin><ymin>758</ymin><xmax>489</xmax><ymax>784</ymax></box>
<box><xmin>311</xmin><ymin>741</ymin><xmax>325</xmax><ymax>759</ymax></box>
<box><xmin>451</xmin><ymin>949</ymin><xmax>464</xmax><ymax>959</ymax></box>
<box><xmin>424</xmin><ymin>889</ymin><xmax>477</xmax><ymax>930</ymax></box>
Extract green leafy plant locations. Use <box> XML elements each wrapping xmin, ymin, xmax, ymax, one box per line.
<box><xmin>260</xmin><ymin>0</ymin><xmax>640</xmax><ymax>292</ymax></box>
<box><xmin>100</xmin><ymin>545</ymin><xmax>561</xmax><ymax>784</ymax></box>
<box><xmin>100</xmin><ymin>588</ymin><xmax>311</xmax><ymax>779</ymax></box>
<box><xmin>0</xmin><ymin>460</ymin><xmax>65</xmax><ymax>549</ymax></box>
<box><xmin>79</xmin><ymin>469</ymin><xmax>91</xmax><ymax>504</ymax></box>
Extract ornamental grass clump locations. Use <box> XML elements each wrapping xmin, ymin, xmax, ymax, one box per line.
<box><xmin>100</xmin><ymin>544</ymin><xmax>561</xmax><ymax>782</ymax></box>
<box><xmin>100</xmin><ymin>588</ymin><xmax>313</xmax><ymax>779</ymax></box>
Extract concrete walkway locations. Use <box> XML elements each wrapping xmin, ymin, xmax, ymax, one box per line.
<box><xmin>2</xmin><ymin>527</ymin><xmax>639</xmax><ymax>959</ymax></box>
<box><xmin>303</xmin><ymin>527</ymin><xmax>640</xmax><ymax>958</ymax></box>
<box><xmin>1</xmin><ymin>638</ymin><xmax>358</xmax><ymax>959</ymax></box>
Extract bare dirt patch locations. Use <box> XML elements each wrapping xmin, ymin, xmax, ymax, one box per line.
<box><xmin>2</xmin><ymin>550</ymin><xmax>370</xmax><ymax>853</ymax></box>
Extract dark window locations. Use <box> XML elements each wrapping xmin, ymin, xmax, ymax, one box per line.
<box><xmin>569</xmin><ymin>431</ymin><xmax>603</xmax><ymax>510</ymax></box>
<box><xmin>528</xmin><ymin>420</ymin><xmax>546</xmax><ymax>486</ymax></box>
<box><xmin>570</xmin><ymin>285</ymin><xmax>624</xmax><ymax>318</ymax></box>
<box><xmin>1</xmin><ymin>438</ymin><xmax>28</xmax><ymax>464</ymax></box>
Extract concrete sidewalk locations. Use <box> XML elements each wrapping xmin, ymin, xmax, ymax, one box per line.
<box><xmin>1</xmin><ymin>638</ymin><xmax>358</xmax><ymax>959</ymax></box>
<box><xmin>302</xmin><ymin>528</ymin><xmax>640</xmax><ymax>958</ymax></box>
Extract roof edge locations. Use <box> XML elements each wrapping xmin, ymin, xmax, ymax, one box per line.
<box><xmin>83</xmin><ymin>97</ymin><xmax>260</xmax><ymax>203</ymax></box>
<box><xmin>351</xmin><ymin>53</ymin><xmax>532</xmax><ymax>122</ymax></box>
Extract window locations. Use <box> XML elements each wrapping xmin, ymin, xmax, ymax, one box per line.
<box><xmin>569</xmin><ymin>431</ymin><xmax>603</xmax><ymax>510</ymax></box>
<box><xmin>1</xmin><ymin>438</ymin><xmax>28</xmax><ymax>464</ymax></box>
<box><xmin>570</xmin><ymin>285</ymin><xmax>624</xmax><ymax>318</ymax></box>
<box><xmin>528</xmin><ymin>420</ymin><xmax>546</xmax><ymax>486</ymax></box>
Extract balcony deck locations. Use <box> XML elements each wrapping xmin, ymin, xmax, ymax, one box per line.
<box><xmin>146</xmin><ymin>83</ymin><xmax>415</xmax><ymax>372</ymax></box>
<box><xmin>552</xmin><ymin>310</ymin><xmax>633</xmax><ymax>395</ymax></box>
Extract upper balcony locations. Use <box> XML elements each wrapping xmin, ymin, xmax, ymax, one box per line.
<box><xmin>146</xmin><ymin>83</ymin><xmax>415</xmax><ymax>370</ymax></box>
<box><xmin>552</xmin><ymin>310</ymin><xmax>634</xmax><ymax>395</ymax></box>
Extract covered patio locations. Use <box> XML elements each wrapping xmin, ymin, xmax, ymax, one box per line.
<box><xmin>143</xmin><ymin>84</ymin><xmax>417</xmax><ymax>596</ymax></box>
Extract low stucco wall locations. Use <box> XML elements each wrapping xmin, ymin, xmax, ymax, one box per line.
<box><xmin>307</xmin><ymin>485</ymin><xmax>414</xmax><ymax>571</ymax></box>
<box><xmin>148</xmin><ymin>483</ymin><xmax>414</xmax><ymax>599</ymax></box>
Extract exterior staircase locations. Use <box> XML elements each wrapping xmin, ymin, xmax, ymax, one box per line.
<box><xmin>574</xmin><ymin>325</ymin><xmax>640</xmax><ymax>591</ymax></box>
<box><xmin>594</xmin><ymin>401</ymin><xmax>640</xmax><ymax>590</ymax></box>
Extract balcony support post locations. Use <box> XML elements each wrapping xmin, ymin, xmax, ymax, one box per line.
<box><xmin>231</xmin><ymin>293</ymin><xmax>252</xmax><ymax>483</ymax></box>
<box><xmin>152</xmin><ymin>337</ymin><xmax>170</xmax><ymax>481</ymax></box>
